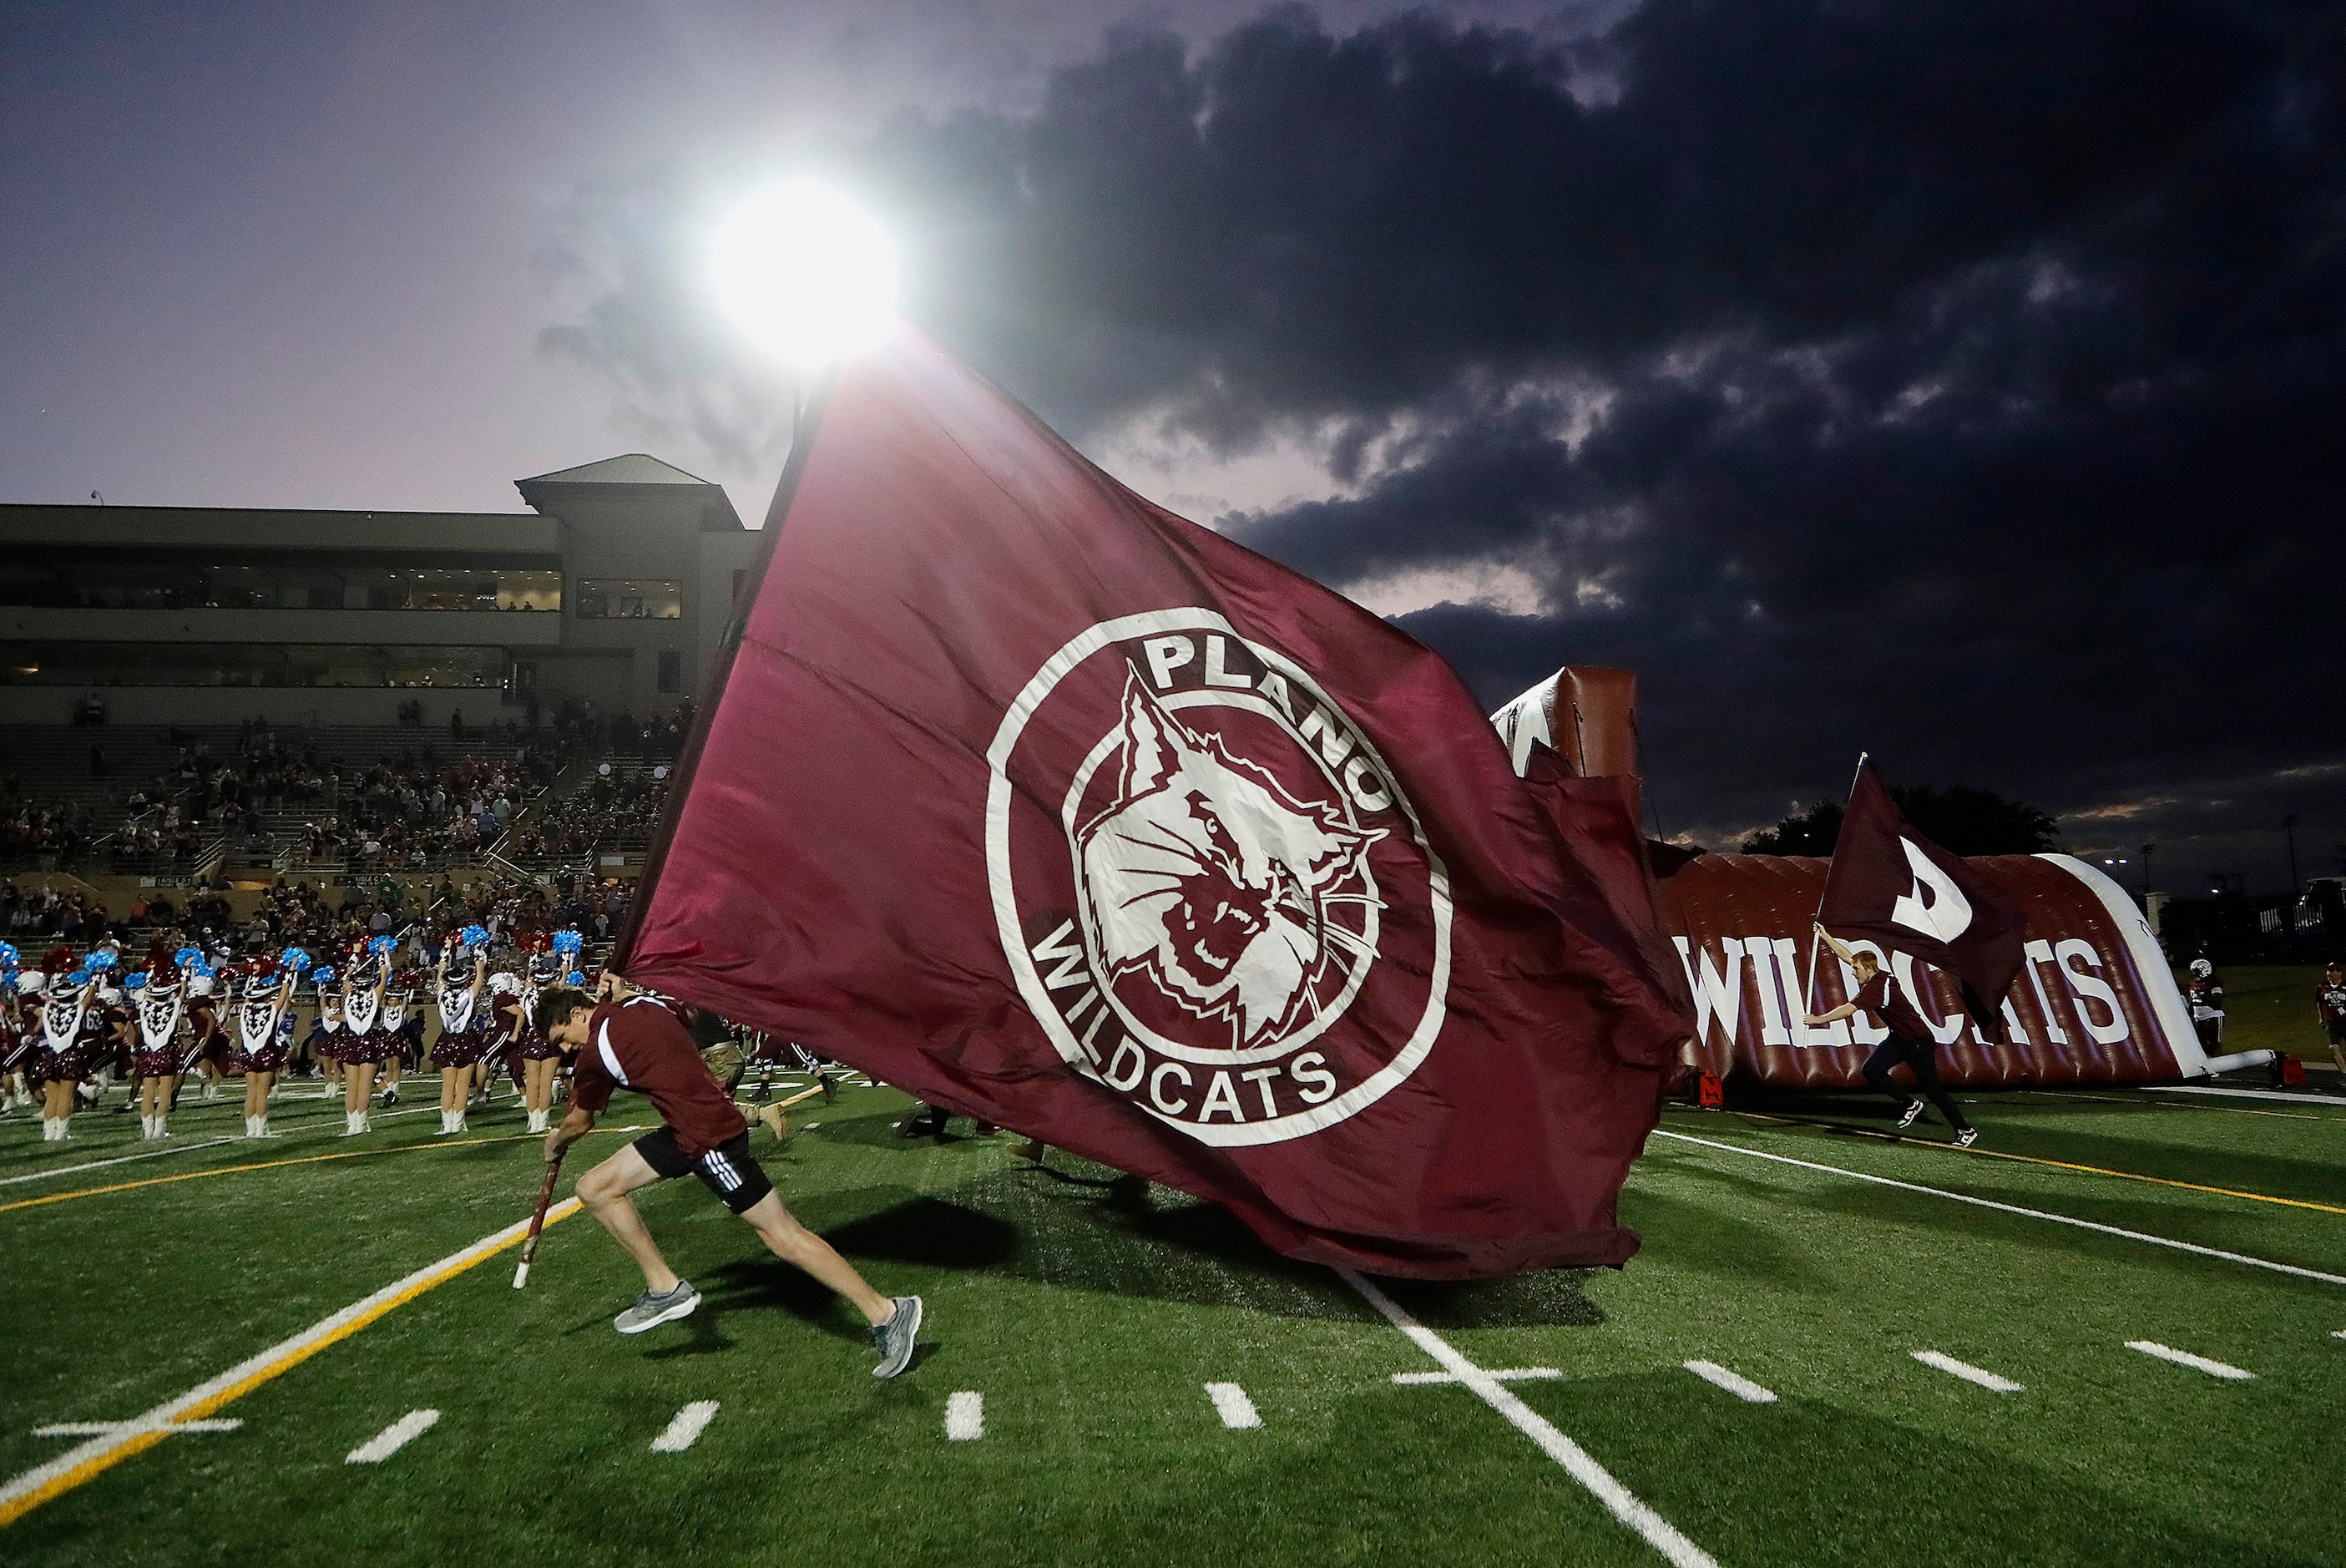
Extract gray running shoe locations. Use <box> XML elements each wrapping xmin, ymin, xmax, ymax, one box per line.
<box><xmin>614</xmin><ymin>1280</ymin><xmax>700</xmax><ymax>1335</ymax></box>
<box><xmin>870</xmin><ymin>1295</ymin><xmax>923</xmax><ymax>1378</ymax></box>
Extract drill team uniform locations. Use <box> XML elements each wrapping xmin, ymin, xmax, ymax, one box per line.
<box><xmin>429</xmin><ymin>986</ymin><xmax>488</xmax><ymax>1069</ymax></box>
<box><xmin>132</xmin><ymin>989</ymin><xmax>186</xmax><ymax>1080</ymax></box>
<box><xmin>572</xmin><ymin>996</ymin><xmax>772</xmax><ymax>1214</ymax></box>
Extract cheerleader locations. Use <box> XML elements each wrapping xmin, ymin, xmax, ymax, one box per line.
<box><xmin>430</xmin><ymin>928</ymin><xmax>489</xmax><ymax>1136</ymax></box>
<box><xmin>304</xmin><ymin>967</ymin><xmax>344</xmax><ymax>1100</ymax></box>
<box><xmin>33</xmin><ymin>966</ymin><xmax>96</xmax><ymax>1141</ymax></box>
<box><xmin>381</xmin><ymin>965</ymin><xmax>423</xmax><ymax>1107</ymax></box>
<box><xmin>503</xmin><ymin>964</ymin><xmax>551</xmax><ymax>1134</ymax></box>
<box><xmin>76</xmin><ymin>955</ymin><xmax>128</xmax><ymax>1111</ymax></box>
<box><xmin>1</xmin><ymin>948</ymin><xmax>27</xmax><ymax>1114</ymax></box>
<box><xmin>339</xmin><ymin>937</ymin><xmax>395</xmax><ymax>1136</ymax></box>
<box><xmin>235</xmin><ymin>950</ymin><xmax>305</xmax><ymax>1138</ymax></box>
<box><xmin>129</xmin><ymin>958</ymin><xmax>191</xmax><ymax>1139</ymax></box>
<box><xmin>186</xmin><ymin>953</ymin><xmax>230</xmax><ymax>1102</ymax></box>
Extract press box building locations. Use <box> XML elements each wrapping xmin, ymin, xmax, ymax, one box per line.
<box><xmin>0</xmin><ymin>455</ymin><xmax>758</xmax><ymax>727</ymax></box>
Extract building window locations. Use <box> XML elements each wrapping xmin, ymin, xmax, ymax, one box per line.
<box><xmin>657</xmin><ymin>650</ymin><xmax>682</xmax><ymax>694</ymax></box>
<box><xmin>0</xmin><ymin>642</ymin><xmax>506</xmax><ymax>688</ymax></box>
<box><xmin>0</xmin><ymin>559</ymin><xmax>560</xmax><ymax>611</ymax></box>
<box><xmin>575</xmin><ymin>578</ymin><xmax>682</xmax><ymax>620</ymax></box>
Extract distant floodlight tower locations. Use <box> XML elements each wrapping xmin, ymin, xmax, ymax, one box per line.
<box><xmin>714</xmin><ymin>180</ymin><xmax>899</xmax><ymax>374</ymax></box>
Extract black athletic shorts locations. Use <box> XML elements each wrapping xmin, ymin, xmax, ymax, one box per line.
<box><xmin>634</xmin><ymin>1126</ymin><xmax>773</xmax><ymax>1215</ymax></box>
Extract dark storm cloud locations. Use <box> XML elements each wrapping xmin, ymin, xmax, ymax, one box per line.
<box><xmin>546</xmin><ymin>1</ymin><xmax>2346</xmax><ymax>886</ymax></box>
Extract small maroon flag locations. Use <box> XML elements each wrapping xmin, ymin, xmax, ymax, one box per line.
<box><xmin>1818</xmin><ymin>761</ymin><xmax>2027</xmax><ymax>1028</ymax></box>
<box><xmin>615</xmin><ymin>329</ymin><xmax>1691</xmax><ymax>1279</ymax></box>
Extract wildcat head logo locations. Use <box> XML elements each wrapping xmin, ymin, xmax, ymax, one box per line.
<box><xmin>987</xmin><ymin>609</ymin><xmax>1452</xmax><ymax>1149</ymax></box>
<box><xmin>1079</xmin><ymin>678</ymin><xmax>1383</xmax><ymax>1050</ymax></box>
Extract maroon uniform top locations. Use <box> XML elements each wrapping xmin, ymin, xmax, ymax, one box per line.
<box><xmin>2319</xmin><ymin>977</ymin><xmax>2346</xmax><ymax>1025</ymax></box>
<box><xmin>570</xmin><ymin>996</ymin><xmax>746</xmax><ymax>1158</ymax></box>
<box><xmin>1853</xmin><ymin>970</ymin><xmax>1933</xmax><ymax>1042</ymax></box>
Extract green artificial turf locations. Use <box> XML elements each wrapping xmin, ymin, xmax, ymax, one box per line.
<box><xmin>3</xmin><ymin>1075</ymin><xmax>2343</xmax><ymax>1567</ymax></box>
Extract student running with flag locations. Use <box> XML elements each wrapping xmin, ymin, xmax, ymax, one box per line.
<box><xmin>1801</xmin><ymin>757</ymin><xmax>2026</xmax><ymax>1145</ymax></box>
<box><xmin>536</xmin><ymin>973</ymin><xmax>924</xmax><ymax>1374</ymax></box>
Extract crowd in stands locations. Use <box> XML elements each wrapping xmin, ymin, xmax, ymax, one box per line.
<box><xmin>0</xmin><ymin>798</ymin><xmax>102</xmax><ymax>865</ymax></box>
<box><xmin>494</xmin><ymin>765</ymin><xmax>671</xmax><ymax>865</ymax></box>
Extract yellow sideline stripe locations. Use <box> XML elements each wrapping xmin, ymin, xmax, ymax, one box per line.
<box><xmin>1716</xmin><ymin>1110</ymin><xmax>2346</xmax><ymax>1216</ymax></box>
<box><xmin>0</xmin><ymin>1127</ymin><xmax>645</xmax><ymax>1219</ymax></box>
<box><xmin>0</xmin><ymin>1197</ymin><xmax>582</xmax><ymax>1529</ymax></box>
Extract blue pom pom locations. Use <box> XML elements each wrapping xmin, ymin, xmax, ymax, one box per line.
<box><xmin>552</xmin><ymin>929</ymin><xmax>583</xmax><ymax>955</ymax></box>
<box><xmin>312</xmin><ymin>965</ymin><xmax>336</xmax><ymax>985</ymax></box>
<box><xmin>369</xmin><ymin>936</ymin><xmax>397</xmax><ymax>957</ymax></box>
<box><xmin>68</xmin><ymin>969</ymin><xmax>91</xmax><ymax>986</ymax></box>
<box><xmin>174</xmin><ymin>946</ymin><xmax>202</xmax><ymax>968</ymax></box>
<box><xmin>564</xmin><ymin>970</ymin><xmax>584</xmax><ymax>986</ymax></box>
<box><xmin>86</xmin><ymin>950</ymin><xmax>117</xmax><ymax>971</ymax></box>
<box><xmin>282</xmin><ymin>947</ymin><xmax>312</xmax><ymax>973</ymax></box>
<box><xmin>125</xmin><ymin>972</ymin><xmax>149</xmax><ymax>990</ymax></box>
<box><xmin>0</xmin><ymin>942</ymin><xmax>17</xmax><ymax>968</ymax></box>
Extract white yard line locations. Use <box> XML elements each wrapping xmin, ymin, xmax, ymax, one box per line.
<box><xmin>0</xmin><ymin>1197</ymin><xmax>578</xmax><ymax>1526</ymax></box>
<box><xmin>2126</xmin><ymin>1341</ymin><xmax>2254</xmax><ymax>1380</ymax></box>
<box><xmin>1341</xmin><ymin>1270</ymin><xmax>1715</xmax><ymax>1568</ymax></box>
<box><xmin>2150</xmin><ymin>1085</ymin><xmax>2346</xmax><ymax>1107</ymax></box>
<box><xmin>0</xmin><ymin>1138</ymin><xmax>240</xmax><ymax>1186</ymax></box>
<box><xmin>1205</xmin><ymin>1382</ymin><xmax>1261</xmax><ymax>1429</ymax></box>
<box><xmin>1652</xmin><ymin>1130</ymin><xmax>2346</xmax><ymax>1288</ymax></box>
<box><xmin>944</xmin><ymin>1391</ymin><xmax>983</xmax><ymax>1442</ymax></box>
<box><xmin>1911</xmin><ymin>1351</ymin><xmax>2025</xmax><ymax>1393</ymax></box>
<box><xmin>33</xmin><ymin>1419</ymin><xmax>240</xmax><ymax>1437</ymax></box>
<box><xmin>346</xmin><ymin>1409</ymin><xmax>438</xmax><ymax>1464</ymax></box>
<box><xmin>1392</xmin><ymin>1367</ymin><xmax>1560</xmax><ymax>1385</ymax></box>
<box><xmin>650</xmin><ymin>1401</ymin><xmax>720</xmax><ymax>1452</ymax></box>
<box><xmin>1682</xmin><ymin>1361</ymin><xmax>1777</xmax><ymax>1404</ymax></box>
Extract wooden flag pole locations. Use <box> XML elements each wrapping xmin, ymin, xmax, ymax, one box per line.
<box><xmin>1802</xmin><ymin>750</ymin><xmax>1870</xmax><ymax>1019</ymax></box>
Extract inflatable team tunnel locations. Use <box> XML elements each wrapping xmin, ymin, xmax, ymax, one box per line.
<box><xmin>1492</xmin><ymin>667</ymin><xmax>2265</xmax><ymax>1088</ymax></box>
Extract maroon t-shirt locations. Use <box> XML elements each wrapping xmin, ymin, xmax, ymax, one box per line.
<box><xmin>569</xmin><ymin>997</ymin><xmax>746</xmax><ymax>1157</ymax></box>
<box><xmin>1853</xmin><ymin>971</ymin><xmax>1933</xmax><ymax>1042</ymax></box>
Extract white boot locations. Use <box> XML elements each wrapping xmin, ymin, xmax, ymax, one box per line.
<box><xmin>451</xmin><ymin>1111</ymin><xmax>467</xmax><ymax>1134</ymax></box>
<box><xmin>343</xmin><ymin>1110</ymin><xmax>362</xmax><ymax>1136</ymax></box>
<box><xmin>202</xmin><ymin>1080</ymin><xmax>218</xmax><ymax>1101</ymax></box>
<box><xmin>139</xmin><ymin>1115</ymin><xmax>154</xmax><ymax>1139</ymax></box>
<box><xmin>527</xmin><ymin>1108</ymin><xmax>548</xmax><ymax>1134</ymax></box>
<box><xmin>321</xmin><ymin>1079</ymin><xmax>337</xmax><ymax>1100</ymax></box>
<box><xmin>40</xmin><ymin>1117</ymin><xmax>55</xmax><ymax>1141</ymax></box>
<box><xmin>154</xmin><ymin>1114</ymin><xmax>169</xmax><ymax>1139</ymax></box>
<box><xmin>53</xmin><ymin>1117</ymin><xmax>69</xmax><ymax>1141</ymax></box>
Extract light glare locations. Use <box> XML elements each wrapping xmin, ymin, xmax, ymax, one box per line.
<box><xmin>713</xmin><ymin>180</ymin><xmax>898</xmax><ymax>367</ymax></box>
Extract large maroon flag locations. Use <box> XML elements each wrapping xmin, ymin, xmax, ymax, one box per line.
<box><xmin>617</xmin><ymin>330</ymin><xmax>1691</xmax><ymax>1278</ymax></box>
<box><xmin>1818</xmin><ymin>761</ymin><xmax>2028</xmax><ymax>1022</ymax></box>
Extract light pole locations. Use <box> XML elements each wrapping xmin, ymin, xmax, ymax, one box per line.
<box><xmin>2283</xmin><ymin>814</ymin><xmax>2299</xmax><ymax>896</ymax></box>
<box><xmin>2141</xmin><ymin>842</ymin><xmax>2153</xmax><ymax>907</ymax></box>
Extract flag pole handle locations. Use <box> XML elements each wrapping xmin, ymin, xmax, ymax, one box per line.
<box><xmin>513</xmin><ymin>1148</ymin><xmax>566</xmax><ymax>1291</ymax></box>
<box><xmin>1805</xmin><ymin>749</ymin><xmax>1870</xmax><ymax>1022</ymax></box>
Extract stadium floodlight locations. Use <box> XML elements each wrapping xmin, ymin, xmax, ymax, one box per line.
<box><xmin>713</xmin><ymin>180</ymin><xmax>898</xmax><ymax>367</ymax></box>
